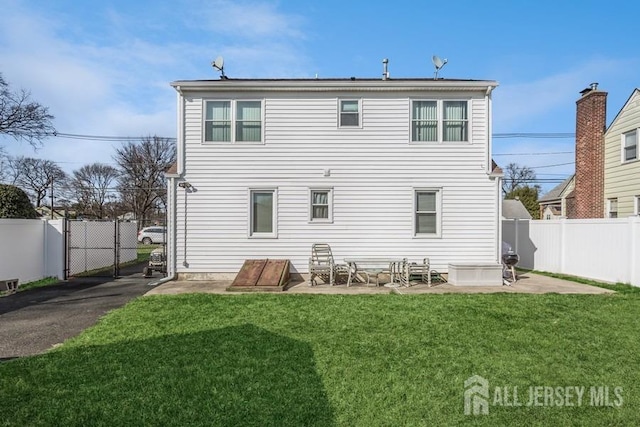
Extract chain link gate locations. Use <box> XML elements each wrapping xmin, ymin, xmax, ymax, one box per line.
<box><xmin>64</xmin><ymin>219</ymin><xmax>138</xmax><ymax>279</ymax></box>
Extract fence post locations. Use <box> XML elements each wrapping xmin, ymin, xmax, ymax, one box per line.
<box><xmin>559</xmin><ymin>218</ymin><xmax>566</xmax><ymax>275</ymax></box>
<box><xmin>630</xmin><ymin>216</ymin><xmax>638</xmax><ymax>286</ymax></box>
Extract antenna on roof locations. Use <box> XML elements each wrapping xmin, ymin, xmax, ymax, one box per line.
<box><xmin>382</xmin><ymin>58</ymin><xmax>389</xmax><ymax>80</ymax></box>
<box><xmin>211</xmin><ymin>56</ymin><xmax>227</xmax><ymax>79</ymax></box>
<box><xmin>432</xmin><ymin>55</ymin><xmax>448</xmax><ymax>79</ymax></box>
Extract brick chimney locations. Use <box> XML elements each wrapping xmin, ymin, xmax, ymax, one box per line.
<box><xmin>572</xmin><ymin>83</ymin><xmax>607</xmax><ymax>218</ymax></box>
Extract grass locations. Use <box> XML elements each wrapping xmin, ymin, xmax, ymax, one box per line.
<box><xmin>0</xmin><ymin>277</ymin><xmax>59</xmax><ymax>297</ymax></box>
<box><xmin>1</xmin><ymin>292</ymin><xmax>639</xmax><ymax>426</ymax></box>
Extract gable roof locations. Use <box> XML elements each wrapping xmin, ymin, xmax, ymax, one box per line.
<box><xmin>502</xmin><ymin>199</ymin><xmax>532</xmax><ymax>219</ymax></box>
<box><xmin>539</xmin><ymin>175</ymin><xmax>575</xmax><ymax>202</ymax></box>
<box><xmin>606</xmin><ymin>88</ymin><xmax>640</xmax><ymax>133</ymax></box>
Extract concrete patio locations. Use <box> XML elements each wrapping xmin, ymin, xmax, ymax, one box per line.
<box><xmin>145</xmin><ymin>271</ymin><xmax>615</xmax><ymax>296</ymax></box>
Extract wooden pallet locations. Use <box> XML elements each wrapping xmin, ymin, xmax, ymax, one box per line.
<box><xmin>227</xmin><ymin>259</ymin><xmax>290</xmax><ymax>292</ymax></box>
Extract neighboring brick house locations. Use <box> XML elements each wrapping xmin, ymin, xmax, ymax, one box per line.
<box><xmin>542</xmin><ymin>83</ymin><xmax>639</xmax><ymax>219</ymax></box>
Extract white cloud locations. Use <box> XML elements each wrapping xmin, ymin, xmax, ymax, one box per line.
<box><xmin>0</xmin><ymin>0</ymin><xmax>312</xmax><ymax>174</ymax></box>
<box><xmin>493</xmin><ymin>57</ymin><xmax>632</xmax><ymax>132</ymax></box>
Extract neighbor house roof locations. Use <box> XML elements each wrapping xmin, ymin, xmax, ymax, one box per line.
<box><xmin>539</xmin><ymin>175</ymin><xmax>575</xmax><ymax>203</ymax></box>
<box><xmin>502</xmin><ymin>199</ymin><xmax>532</xmax><ymax>219</ymax></box>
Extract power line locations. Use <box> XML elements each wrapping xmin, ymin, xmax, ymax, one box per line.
<box><xmin>493</xmin><ymin>151</ymin><xmax>574</xmax><ymax>156</ymax></box>
<box><xmin>40</xmin><ymin>131</ymin><xmax>574</xmax><ymax>143</ymax></box>
<box><xmin>493</xmin><ymin>133</ymin><xmax>574</xmax><ymax>139</ymax></box>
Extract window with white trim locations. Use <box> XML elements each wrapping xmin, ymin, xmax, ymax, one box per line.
<box><xmin>634</xmin><ymin>195</ymin><xmax>640</xmax><ymax>216</ymax></box>
<box><xmin>411</xmin><ymin>100</ymin><xmax>469</xmax><ymax>142</ymax></box>
<box><xmin>249</xmin><ymin>189</ymin><xmax>277</xmax><ymax>237</ymax></box>
<box><xmin>414</xmin><ymin>189</ymin><xmax>441</xmax><ymax>236</ymax></box>
<box><xmin>309</xmin><ymin>189</ymin><xmax>333</xmax><ymax>222</ymax></box>
<box><xmin>205</xmin><ymin>100</ymin><xmax>262</xmax><ymax>143</ymax></box>
<box><xmin>607</xmin><ymin>198</ymin><xmax>618</xmax><ymax>218</ymax></box>
<box><xmin>622</xmin><ymin>129</ymin><xmax>638</xmax><ymax>162</ymax></box>
<box><xmin>339</xmin><ymin>99</ymin><xmax>360</xmax><ymax>127</ymax></box>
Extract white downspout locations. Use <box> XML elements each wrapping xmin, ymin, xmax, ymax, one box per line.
<box><xmin>487</xmin><ymin>85</ymin><xmax>502</xmax><ymax>263</ymax></box>
<box><xmin>148</xmin><ymin>88</ymin><xmax>183</xmax><ymax>286</ymax></box>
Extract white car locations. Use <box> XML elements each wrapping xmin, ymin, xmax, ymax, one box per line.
<box><xmin>137</xmin><ymin>226</ymin><xmax>166</xmax><ymax>244</ymax></box>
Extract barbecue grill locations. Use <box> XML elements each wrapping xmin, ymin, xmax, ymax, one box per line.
<box><xmin>502</xmin><ymin>251</ymin><xmax>519</xmax><ymax>285</ymax></box>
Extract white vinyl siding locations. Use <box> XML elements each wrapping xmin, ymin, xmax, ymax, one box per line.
<box><xmin>176</xmin><ymin>91</ymin><xmax>497</xmax><ymax>274</ymax></box>
<box><xmin>204</xmin><ymin>100</ymin><xmax>262</xmax><ymax>143</ymax></box>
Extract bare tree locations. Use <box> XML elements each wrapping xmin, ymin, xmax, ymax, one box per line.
<box><xmin>11</xmin><ymin>156</ymin><xmax>67</xmax><ymax>207</ymax></box>
<box><xmin>0</xmin><ymin>73</ymin><xmax>55</xmax><ymax>147</ymax></box>
<box><xmin>502</xmin><ymin>162</ymin><xmax>540</xmax><ymax>194</ymax></box>
<box><xmin>0</xmin><ymin>147</ymin><xmax>7</xmax><ymax>183</ymax></box>
<box><xmin>70</xmin><ymin>163</ymin><xmax>120</xmax><ymax>219</ymax></box>
<box><xmin>114</xmin><ymin>136</ymin><xmax>176</xmax><ymax>226</ymax></box>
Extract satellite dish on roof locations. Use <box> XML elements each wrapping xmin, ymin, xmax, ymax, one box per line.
<box><xmin>432</xmin><ymin>55</ymin><xmax>448</xmax><ymax>79</ymax></box>
<box><xmin>211</xmin><ymin>56</ymin><xmax>227</xmax><ymax>79</ymax></box>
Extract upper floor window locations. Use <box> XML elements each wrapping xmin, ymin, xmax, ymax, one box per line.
<box><xmin>622</xmin><ymin>129</ymin><xmax>638</xmax><ymax>162</ymax></box>
<box><xmin>205</xmin><ymin>100</ymin><xmax>262</xmax><ymax>143</ymax></box>
<box><xmin>411</xmin><ymin>100</ymin><xmax>469</xmax><ymax>143</ymax></box>
<box><xmin>339</xmin><ymin>99</ymin><xmax>360</xmax><ymax>127</ymax></box>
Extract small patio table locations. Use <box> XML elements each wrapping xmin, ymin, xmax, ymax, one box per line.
<box><xmin>343</xmin><ymin>258</ymin><xmax>405</xmax><ymax>287</ymax></box>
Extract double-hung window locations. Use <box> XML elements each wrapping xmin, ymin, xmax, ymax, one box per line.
<box><xmin>249</xmin><ymin>189</ymin><xmax>277</xmax><ymax>237</ymax></box>
<box><xmin>309</xmin><ymin>189</ymin><xmax>333</xmax><ymax>222</ymax></box>
<box><xmin>411</xmin><ymin>100</ymin><xmax>469</xmax><ymax>143</ymax></box>
<box><xmin>414</xmin><ymin>189</ymin><xmax>441</xmax><ymax>237</ymax></box>
<box><xmin>622</xmin><ymin>129</ymin><xmax>638</xmax><ymax>162</ymax></box>
<box><xmin>412</xmin><ymin>101</ymin><xmax>437</xmax><ymax>142</ymax></box>
<box><xmin>205</xmin><ymin>100</ymin><xmax>263</xmax><ymax>143</ymax></box>
<box><xmin>607</xmin><ymin>198</ymin><xmax>618</xmax><ymax>219</ymax></box>
<box><xmin>339</xmin><ymin>99</ymin><xmax>360</xmax><ymax>127</ymax></box>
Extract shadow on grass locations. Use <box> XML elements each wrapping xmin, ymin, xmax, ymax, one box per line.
<box><xmin>0</xmin><ymin>324</ymin><xmax>335</xmax><ymax>426</ymax></box>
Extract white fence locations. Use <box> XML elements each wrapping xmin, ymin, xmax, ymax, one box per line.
<box><xmin>0</xmin><ymin>219</ymin><xmax>138</xmax><ymax>286</ymax></box>
<box><xmin>503</xmin><ymin>217</ymin><xmax>640</xmax><ymax>287</ymax></box>
<box><xmin>0</xmin><ymin>219</ymin><xmax>65</xmax><ymax>284</ymax></box>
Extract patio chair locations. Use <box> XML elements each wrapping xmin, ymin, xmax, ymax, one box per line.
<box><xmin>308</xmin><ymin>243</ymin><xmax>348</xmax><ymax>286</ymax></box>
<box><xmin>405</xmin><ymin>258</ymin><xmax>432</xmax><ymax>286</ymax></box>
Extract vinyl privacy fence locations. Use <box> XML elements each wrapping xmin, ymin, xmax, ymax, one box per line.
<box><xmin>0</xmin><ymin>219</ymin><xmax>138</xmax><ymax>286</ymax></box>
<box><xmin>503</xmin><ymin>217</ymin><xmax>640</xmax><ymax>287</ymax></box>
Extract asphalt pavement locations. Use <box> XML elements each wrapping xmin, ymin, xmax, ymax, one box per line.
<box><xmin>0</xmin><ymin>262</ymin><xmax>156</xmax><ymax>361</ymax></box>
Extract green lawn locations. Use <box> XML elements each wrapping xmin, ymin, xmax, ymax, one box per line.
<box><xmin>1</xmin><ymin>292</ymin><xmax>639</xmax><ymax>426</ymax></box>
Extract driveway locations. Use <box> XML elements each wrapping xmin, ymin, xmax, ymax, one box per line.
<box><xmin>0</xmin><ymin>262</ymin><xmax>155</xmax><ymax>360</ymax></box>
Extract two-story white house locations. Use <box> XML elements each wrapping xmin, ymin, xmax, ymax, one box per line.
<box><xmin>164</xmin><ymin>77</ymin><xmax>502</xmax><ymax>282</ymax></box>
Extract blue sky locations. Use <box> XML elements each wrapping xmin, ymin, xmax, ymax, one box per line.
<box><xmin>1</xmin><ymin>0</ymin><xmax>639</xmax><ymax>193</ymax></box>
